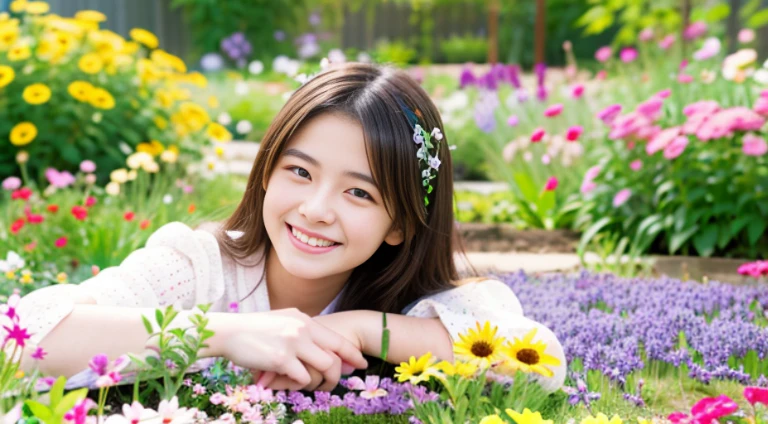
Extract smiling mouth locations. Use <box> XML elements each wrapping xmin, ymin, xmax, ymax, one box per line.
<box><xmin>286</xmin><ymin>224</ymin><xmax>341</xmax><ymax>247</ymax></box>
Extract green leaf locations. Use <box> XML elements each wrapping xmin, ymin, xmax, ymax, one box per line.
<box><xmin>747</xmin><ymin>220</ymin><xmax>767</xmax><ymax>246</ymax></box>
<box><xmin>670</xmin><ymin>225</ymin><xmax>699</xmax><ymax>254</ymax></box>
<box><xmin>730</xmin><ymin>216</ymin><xmax>752</xmax><ymax>237</ymax></box>
<box><xmin>654</xmin><ymin>181</ymin><xmax>675</xmax><ymax>205</ymax></box>
<box><xmin>49</xmin><ymin>376</ymin><xmax>66</xmax><ymax>407</ymax></box>
<box><xmin>705</xmin><ymin>3</ymin><xmax>730</xmax><ymax>22</ymax></box>
<box><xmin>512</xmin><ymin>172</ymin><xmax>538</xmax><ymax>202</ymax></box>
<box><xmin>24</xmin><ymin>401</ymin><xmax>52</xmax><ymax>422</ymax></box>
<box><xmin>54</xmin><ymin>388</ymin><xmax>88</xmax><ymax>416</ymax></box>
<box><xmin>536</xmin><ymin>190</ymin><xmax>556</xmax><ymax>216</ymax></box>
<box><xmin>155</xmin><ymin>309</ymin><xmax>164</xmax><ymax>327</ymax></box>
<box><xmin>717</xmin><ymin>222</ymin><xmax>734</xmax><ymax>249</ymax></box>
<box><xmin>578</xmin><ymin>217</ymin><xmax>613</xmax><ymax>255</ymax></box>
<box><xmin>693</xmin><ymin>225</ymin><xmax>718</xmax><ymax>257</ymax></box>
<box><xmin>747</xmin><ymin>8</ymin><xmax>768</xmax><ymax>28</ymax></box>
<box><xmin>142</xmin><ymin>315</ymin><xmax>154</xmax><ymax>334</ymax></box>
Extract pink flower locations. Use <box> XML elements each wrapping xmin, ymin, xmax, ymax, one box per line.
<box><xmin>543</xmin><ymin>177</ymin><xmax>558</xmax><ymax>191</ymax></box>
<box><xmin>743</xmin><ymin>133</ymin><xmax>768</xmax><ymax>156</ymax></box>
<box><xmin>596</xmin><ymin>69</ymin><xmax>607</xmax><ymax>80</ymax></box>
<box><xmin>655</xmin><ymin>89</ymin><xmax>672</xmax><ymax>99</ymax></box>
<box><xmin>346</xmin><ymin>375</ymin><xmax>389</xmax><ymax>399</ymax></box>
<box><xmin>597</xmin><ymin>104</ymin><xmax>622</xmax><ymax>124</ymax></box>
<box><xmin>31</xmin><ymin>346</ymin><xmax>47</xmax><ymax>360</ymax></box>
<box><xmin>677</xmin><ymin>74</ymin><xmax>694</xmax><ymax>84</ymax></box>
<box><xmin>638</xmin><ymin>27</ymin><xmax>654</xmax><ymax>42</ymax></box>
<box><xmin>647</xmin><ymin>127</ymin><xmax>681</xmax><ymax>155</ymax></box>
<box><xmin>530</xmin><ymin>127</ymin><xmax>546</xmax><ymax>142</ymax></box>
<box><xmin>738</xmin><ymin>260</ymin><xmax>768</xmax><ymax>277</ymax></box>
<box><xmin>2</xmin><ymin>323</ymin><xmax>31</xmax><ymax>348</ymax></box>
<box><xmin>744</xmin><ymin>386</ymin><xmax>768</xmax><ymax>405</ymax></box>
<box><xmin>585</xmin><ymin>165</ymin><xmax>601</xmax><ymax>181</ymax></box>
<box><xmin>630</xmin><ymin>160</ymin><xmax>642</xmax><ymax>171</ymax></box>
<box><xmin>2</xmin><ymin>176</ymin><xmax>21</xmax><ymax>191</ymax></box>
<box><xmin>683</xmin><ymin>100</ymin><xmax>720</xmax><ymax>117</ymax></box>
<box><xmin>544</xmin><ymin>103</ymin><xmax>563</xmax><ymax>118</ymax></box>
<box><xmin>541</xmin><ymin>154</ymin><xmax>551</xmax><ymax>165</ymax></box>
<box><xmin>691</xmin><ymin>395</ymin><xmax>738</xmax><ymax>423</ymax></box>
<box><xmin>693</xmin><ymin>37</ymin><xmax>721</xmax><ymax>61</ymax></box>
<box><xmin>739</xmin><ymin>28</ymin><xmax>756</xmax><ymax>43</ymax></box>
<box><xmin>45</xmin><ymin>168</ymin><xmax>76</xmax><ymax>188</ymax></box>
<box><xmin>753</xmin><ymin>96</ymin><xmax>768</xmax><ymax>116</ymax></box>
<box><xmin>85</xmin><ymin>196</ymin><xmax>97</xmax><ymax>207</ymax></box>
<box><xmin>571</xmin><ymin>84</ymin><xmax>585</xmax><ymax>98</ymax></box>
<box><xmin>88</xmin><ymin>353</ymin><xmax>129</xmax><ymax>388</ymax></box>
<box><xmin>620</xmin><ymin>47</ymin><xmax>638</xmax><ymax>63</ymax></box>
<box><xmin>565</xmin><ymin>125</ymin><xmax>583</xmax><ymax>141</ymax></box>
<box><xmin>79</xmin><ymin>160</ymin><xmax>96</xmax><ymax>173</ymax></box>
<box><xmin>63</xmin><ymin>398</ymin><xmax>97</xmax><ymax>424</ymax></box>
<box><xmin>193</xmin><ymin>383</ymin><xmax>207</xmax><ymax>396</ymax></box>
<box><xmin>71</xmin><ymin>205</ymin><xmax>88</xmax><ymax>221</ymax></box>
<box><xmin>659</xmin><ymin>34</ymin><xmax>676</xmax><ymax>50</ymax></box>
<box><xmin>55</xmin><ymin>237</ymin><xmax>67</xmax><ymax>248</ymax></box>
<box><xmin>595</xmin><ymin>46</ymin><xmax>612</xmax><ymax>62</ymax></box>
<box><xmin>636</xmin><ymin>98</ymin><xmax>664</xmax><ymax>119</ymax></box>
<box><xmin>683</xmin><ymin>21</ymin><xmax>707</xmax><ymax>40</ymax></box>
<box><xmin>507</xmin><ymin>115</ymin><xmax>519</xmax><ymax>127</ymax></box>
<box><xmin>229</xmin><ymin>301</ymin><xmax>239</xmax><ymax>313</ymax></box>
<box><xmin>580</xmin><ymin>181</ymin><xmax>596</xmax><ymax>194</ymax></box>
<box><xmin>663</xmin><ymin>135</ymin><xmax>689</xmax><ymax>159</ymax></box>
<box><xmin>613</xmin><ymin>189</ymin><xmax>632</xmax><ymax>207</ymax></box>
<box><xmin>696</xmin><ymin>107</ymin><xmax>765</xmax><ymax>141</ymax></box>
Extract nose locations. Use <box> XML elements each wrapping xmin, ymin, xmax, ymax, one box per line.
<box><xmin>297</xmin><ymin>187</ymin><xmax>336</xmax><ymax>225</ymax></box>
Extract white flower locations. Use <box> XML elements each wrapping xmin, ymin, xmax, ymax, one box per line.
<box><xmin>91</xmin><ymin>112</ymin><xmax>103</xmax><ymax>123</ymax></box>
<box><xmin>429</xmin><ymin>156</ymin><xmax>441</xmax><ymax>169</ymax></box>
<box><xmin>236</xmin><ymin>120</ymin><xmax>253</xmax><ymax>135</ymax></box>
<box><xmin>235</xmin><ymin>81</ymin><xmax>249</xmax><ymax>96</ymax></box>
<box><xmin>162</xmin><ymin>194</ymin><xmax>173</xmax><ymax>204</ymax></box>
<box><xmin>248</xmin><ymin>60</ymin><xmax>264</xmax><ymax>75</ymax></box>
<box><xmin>754</xmin><ymin>69</ymin><xmax>768</xmax><ymax>84</ymax></box>
<box><xmin>357</xmin><ymin>52</ymin><xmax>372</xmax><ymax>63</ymax></box>
<box><xmin>200</xmin><ymin>53</ymin><xmax>224</xmax><ymax>72</ymax></box>
<box><xmin>430</xmin><ymin>128</ymin><xmax>443</xmax><ymax>141</ymax></box>
<box><xmin>320</xmin><ymin>57</ymin><xmax>330</xmax><ymax>70</ymax></box>
<box><xmin>105</xmin><ymin>182</ymin><xmax>121</xmax><ymax>196</ymax></box>
<box><xmin>422</xmin><ymin>169</ymin><xmax>431</xmax><ymax>178</ymax></box>
<box><xmin>0</xmin><ymin>251</ymin><xmax>24</xmax><ymax>273</ymax></box>
<box><xmin>217</xmin><ymin>112</ymin><xmax>232</xmax><ymax>126</ymax></box>
<box><xmin>328</xmin><ymin>48</ymin><xmax>346</xmax><ymax>64</ymax></box>
<box><xmin>118</xmin><ymin>142</ymin><xmax>132</xmax><ymax>155</ymax></box>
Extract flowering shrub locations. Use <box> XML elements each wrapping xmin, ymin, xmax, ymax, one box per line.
<box><xmin>0</xmin><ymin>2</ymin><xmax>227</xmax><ymax>183</ymax></box>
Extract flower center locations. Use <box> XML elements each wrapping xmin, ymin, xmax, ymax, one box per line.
<box><xmin>470</xmin><ymin>341</ymin><xmax>494</xmax><ymax>358</ymax></box>
<box><xmin>516</xmin><ymin>348</ymin><xmax>540</xmax><ymax>365</ymax></box>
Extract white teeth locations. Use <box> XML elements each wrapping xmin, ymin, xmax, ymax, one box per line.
<box><xmin>290</xmin><ymin>226</ymin><xmax>335</xmax><ymax>247</ymax></box>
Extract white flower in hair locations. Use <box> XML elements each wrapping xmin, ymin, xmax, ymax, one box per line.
<box><xmin>413</xmin><ymin>124</ymin><xmax>425</xmax><ymax>144</ymax></box>
<box><xmin>430</xmin><ymin>128</ymin><xmax>443</xmax><ymax>140</ymax></box>
<box><xmin>422</xmin><ymin>169</ymin><xmax>431</xmax><ymax>178</ymax></box>
<box><xmin>429</xmin><ymin>156</ymin><xmax>441</xmax><ymax>170</ymax></box>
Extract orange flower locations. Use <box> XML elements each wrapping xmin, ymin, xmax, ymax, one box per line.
<box><xmin>139</xmin><ymin>219</ymin><xmax>150</xmax><ymax>230</ymax></box>
<box><xmin>188</xmin><ymin>204</ymin><xmax>196</xmax><ymax>213</ymax></box>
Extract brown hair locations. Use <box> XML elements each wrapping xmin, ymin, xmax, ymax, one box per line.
<box><xmin>216</xmin><ymin>62</ymin><xmax>476</xmax><ymax>314</ymax></box>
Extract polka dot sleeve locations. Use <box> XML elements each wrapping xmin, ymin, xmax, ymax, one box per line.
<box><xmin>16</xmin><ymin>221</ymin><xmax>227</xmax><ymax>349</ymax></box>
<box><xmin>403</xmin><ymin>279</ymin><xmax>566</xmax><ymax>392</ymax></box>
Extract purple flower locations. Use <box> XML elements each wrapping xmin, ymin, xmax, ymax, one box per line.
<box><xmin>274</xmin><ymin>30</ymin><xmax>286</xmax><ymax>41</ymax></box>
<box><xmin>428</xmin><ymin>156</ymin><xmax>441</xmax><ymax>170</ymax></box>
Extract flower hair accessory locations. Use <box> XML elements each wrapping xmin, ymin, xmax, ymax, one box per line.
<box><xmin>412</xmin><ymin>124</ymin><xmax>443</xmax><ymax>207</ymax></box>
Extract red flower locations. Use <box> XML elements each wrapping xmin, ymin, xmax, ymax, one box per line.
<box><xmin>71</xmin><ymin>205</ymin><xmax>88</xmax><ymax>221</ymax></box>
<box><xmin>139</xmin><ymin>219</ymin><xmax>151</xmax><ymax>230</ymax></box>
<box><xmin>530</xmin><ymin>127</ymin><xmax>546</xmax><ymax>142</ymax></box>
<box><xmin>11</xmin><ymin>187</ymin><xmax>32</xmax><ymax>201</ymax></box>
<box><xmin>10</xmin><ymin>218</ymin><xmax>25</xmax><ymax>234</ymax></box>
<box><xmin>85</xmin><ymin>196</ymin><xmax>97</xmax><ymax>207</ymax></box>
<box><xmin>55</xmin><ymin>237</ymin><xmax>68</xmax><ymax>248</ymax></box>
<box><xmin>47</xmin><ymin>204</ymin><xmax>59</xmax><ymax>213</ymax></box>
<box><xmin>123</xmin><ymin>211</ymin><xmax>135</xmax><ymax>222</ymax></box>
<box><xmin>744</xmin><ymin>386</ymin><xmax>768</xmax><ymax>406</ymax></box>
<box><xmin>91</xmin><ymin>265</ymin><xmax>100</xmax><ymax>276</ymax></box>
<box><xmin>26</xmin><ymin>213</ymin><xmax>44</xmax><ymax>224</ymax></box>
<box><xmin>544</xmin><ymin>176</ymin><xmax>559</xmax><ymax>192</ymax></box>
<box><xmin>566</xmin><ymin>125</ymin><xmax>584</xmax><ymax>142</ymax></box>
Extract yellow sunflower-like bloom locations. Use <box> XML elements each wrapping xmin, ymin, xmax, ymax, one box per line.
<box><xmin>500</xmin><ymin>328</ymin><xmax>561</xmax><ymax>378</ymax></box>
<box><xmin>74</xmin><ymin>10</ymin><xmax>106</xmax><ymax>23</ymax></box>
<box><xmin>137</xmin><ymin>140</ymin><xmax>165</xmax><ymax>156</ymax></box>
<box><xmin>150</xmin><ymin>49</ymin><xmax>186</xmax><ymax>73</ymax></box>
<box><xmin>68</xmin><ymin>80</ymin><xmax>93</xmax><ymax>102</ymax></box>
<box><xmin>22</xmin><ymin>83</ymin><xmax>51</xmax><ymax>105</ymax></box>
<box><xmin>129</xmin><ymin>28</ymin><xmax>158</xmax><ymax>49</ymax></box>
<box><xmin>453</xmin><ymin>321</ymin><xmax>507</xmax><ymax>369</ymax></box>
<box><xmin>207</xmin><ymin>122</ymin><xmax>232</xmax><ymax>142</ymax></box>
<box><xmin>506</xmin><ymin>408</ymin><xmax>554</xmax><ymax>424</ymax></box>
<box><xmin>581</xmin><ymin>414</ymin><xmax>623</xmax><ymax>424</ymax></box>
<box><xmin>19</xmin><ymin>270</ymin><xmax>33</xmax><ymax>284</ymax></box>
<box><xmin>394</xmin><ymin>352</ymin><xmax>439</xmax><ymax>385</ymax></box>
<box><xmin>7</xmin><ymin>44</ymin><xmax>29</xmax><ymax>61</ymax></box>
<box><xmin>434</xmin><ymin>360</ymin><xmax>479</xmax><ymax>379</ymax></box>
<box><xmin>9</xmin><ymin>1</ymin><xmax>26</xmax><ymax>14</ymax></box>
<box><xmin>24</xmin><ymin>1</ymin><xmax>49</xmax><ymax>15</ymax></box>
<box><xmin>179</xmin><ymin>101</ymin><xmax>210</xmax><ymax>131</ymax></box>
<box><xmin>78</xmin><ymin>52</ymin><xmax>103</xmax><ymax>74</ymax></box>
<box><xmin>89</xmin><ymin>87</ymin><xmax>115</xmax><ymax>109</ymax></box>
<box><xmin>10</xmin><ymin>122</ymin><xmax>37</xmax><ymax>146</ymax></box>
<box><xmin>0</xmin><ymin>25</ymin><xmax>19</xmax><ymax>49</ymax></box>
<box><xmin>154</xmin><ymin>116</ymin><xmax>168</xmax><ymax>130</ymax></box>
<box><xmin>0</xmin><ymin>65</ymin><xmax>15</xmax><ymax>87</ymax></box>
<box><xmin>479</xmin><ymin>415</ymin><xmax>504</xmax><ymax>424</ymax></box>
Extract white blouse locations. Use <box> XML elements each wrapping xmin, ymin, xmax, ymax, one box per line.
<box><xmin>15</xmin><ymin>222</ymin><xmax>566</xmax><ymax>392</ymax></box>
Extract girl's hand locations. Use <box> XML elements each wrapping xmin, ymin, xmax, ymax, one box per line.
<box><xmin>211</xmin><ymin>308</ymin><xmax>368</xmax><ymax>388</ymax></box>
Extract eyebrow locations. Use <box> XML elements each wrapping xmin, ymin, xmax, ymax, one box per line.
<box><xmin>282</xmin><ymin>148</ymin><xmax>378</xmax><ymax>187</ymax></box>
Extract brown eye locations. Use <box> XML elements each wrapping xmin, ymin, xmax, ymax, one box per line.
<box><xmin>348</xmin><ymin>188</ymin><xmax>372</xmax><ymax>200</ymax></box>
<box><xmin>290</xmin><ymin>167</ymin><xmax>311</xmax><ymax>179</ymax></box>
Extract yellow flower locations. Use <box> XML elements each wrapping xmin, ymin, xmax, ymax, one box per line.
<box><xmin>207</xmin><ymin>123</ymin><xmax>232</xmax><ymax>142</ymax></box>
<box><xmin>22</xmin><ymin>83</ymin><xmax>51</xmax><ymax>105</ymax></box>
<box><xmin>137</xmin><ymin>140</ymin><xmax>164</xmax><ymax>156</ymax></box>
<box><xmin>208</xmin><ymin>95</ymin><xmax>219</xmax><ymax>109</ymax></box>
<box><xmin>453</xmin><ymin>321</ymin><xmax>507</xmax><ymax>369</ymax></box>
<box><xmin>24</xmin><ymin>1</ymin><xmax>49</xmax><ymax>14</ymax></box>
<box><xmin>10</xmin><ymin>122</ymin><xmax>37</xmax><ymax>146</ymax></box>
<box><xmin>500</xmin><ymin>328</ymin><xmax>561</xmax><ymax>378</ymax></box>
<box><xmin>150</xmin><ymin>49</ymin><xmax>186</xmax><ymax>73</ymax></box>
<box><xmin>78</xmin><ymin>53</ymin><xmax>103</xmax><ymax>74</ymax></box>
<box><xmin>67</xmin><ymin>80</ymin><xmax>93</xmax><ymax>102</ymax></box>
<box><xmin>186</xmin><ymin>71</ymin><xmax>207</xmax><ymax>88</ymax></box>
<box><xmin>394</xmin><ymin>352</ymin><xmax>439</xmax><ymax>385</ymax></box>
<box><xmin>14</xmin><ymin>370</ymin><xmax>24</xmax><ymax>378</ymax></box>
<box><xmin>7</xmin><ymin>43</ymin><xmax>30</xmax><ymax>61</ymax></box>
<box><xmin>20</xmin><ymin>269</ymin><xmax>33</xmax><ymax>284</ymax></box>
<box><xmin>74</xmin><ymin>10</ymin><xmax>106</xmax><ymax>23</ymax></box>
<box><xmin>581</xmin><ymin>414</ymin><xmax>623</xmax><ymax>424</ymax></box>
<box><xmin>9</xmin><ymin>1</ymin><xmax>26</xmax><ymax>14</ymax></box>
<box><xmin>56</xmin><ymin>272</ymin><xmax>68</xmax><ymax>284</ymax></box>
<box><xmin>178</xmin><ymin>101</ymin><xmax>210</xmax><ymax>132</ymax></box>
<box><xmin>89</xmin><ymin>87</ymin><xmax>115</xmax><ymax>109</ymax></box>
<box><xmin>154</xmin><ymin>116</ymin><xmax>167</xmax><ymax>130</ymax></box>
<box><xmin>155</xmin><ymin>89</ymin><xmax>174</xmax><ymax>108</ymax></box>
<box><xmin>479</xmin><ymin>415</ymin><xmax>504</xmax><ymax>424</ymax></box>
<box><xmin>129</xmin><ymin>28</ymin><xmax>158</xmax><ymax>49</ymax></box>
<box><xmin>434</xmin><ymin>360</ymin><xmax>479</xmax><ymax>379</ymax></box>
<box><xmin>506</xmin><ymin>408</ymin><xmax>554</xmax><ymax>424</ymax></box>
<box><xmin>0</xmin><ymin>65</ymin><xmax>15</xmax><ymax>87</ymax></box>
<box><xmin>137</xmin><ymin>58</ymin><xmax>161</xmax><ymax>82</ymax></box>
<box><xmin>0</xmin><ymin>26</ymin><xmax>18</xmax><ymax>49</ymax></box>
<box><xmin>215</xmin><ymin>146</ymin><xmax>225</xmax><ymax>158</ymax></box>
<box><xmin>5</xmin><ymin>271</ymin><xmax>16</xmax><ymax>279</ymax></box>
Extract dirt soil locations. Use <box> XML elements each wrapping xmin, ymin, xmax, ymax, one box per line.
<box><xmin>457</xmin><ymin>223</ymin><xmax>579</xmax><ymax>253</ymax></box>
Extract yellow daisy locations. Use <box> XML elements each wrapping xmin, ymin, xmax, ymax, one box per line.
<box><xmin>129</xmin><ymin>28</ymin><xmax>158</xmax><ymax>49</ymax></box>
<box><xmin>78</xmin><ymin>53</ymin><xmax>103</xmax><ymax>74</ymax></box>
<box><xmin>434</xmin><ymin>360</ymin><xmax>479</xmax><ymax>379</ymax></box>
<box><xmin>394</xmin><ymin>352</ymin><xmax>439</xmax><ymax>385</ymax></box>
<box><xmin>9</xmin><ymin>1</ymin><xmax>26</xmax><ymax>14</ymax></box>
<box><xmin>67</xmin><ymin>80</ymin><xmax>93</xmax><ymax>102</ymax></box>
<box><xmin>207</xmin><ymin>122</ymin><xmax>232</xmax><ymax>142</ymax></box>
<box><xmin>7</xmin><ymin>44</ymin><xmax>29</xmax><ymax>61</ymax></box>
<box><xmin>74</xmin><ymin>10</ymin><xmax>106</xmax><ymax>23</ymax></box>
<box><xmin>500</xmin><ymin>328</ymin><xmax>561</xmax><ymax>378</ymax></box>
<box><xmin>24</xmin><ymin>1</ymin><xmax>49</xmax><ymax>14</ymax></box>
<box><xmin>10</xmin><ymin>122</ymin><xmax>37</xmax><ymax>146</ymax></box>
<box><xmin>89</xmin><ymin>87</ymin><xmax>115</xmax><ymax>109</ymax></box>
<box><xmin>453</xmin><ymin>321</ymin><xmax>507</xmax><ymax>369</ymax></box>
<box><xmin>0</xmin><ymin>65</ymin><xmax>15</xmax><ymax>88</ymax></box>
<box><xmin>506</xmin><ymin>408</ymin><xmax>554</xmax><ymax>424</ymax></box>
<box><xmin>580</xmin><ymin>414</ymin><xmax>623</xmax><ymax>424</ymax></box>
<box><xmin>0</xmin><ymin>26</ymin><xmax>18</xmax><ymax>49</ymax></box>
<box><xmin>479</xmin><ymin>415</ymin><xmax>504</xmax><ymax>424</ymax></box>
<box><xmin>22</xmin><ymin>83</ymin><xmax>51</xmax><ymax>105</ymax></box>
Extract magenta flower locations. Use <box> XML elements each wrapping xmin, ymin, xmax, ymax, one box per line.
<box><xmin>458</xmin><ymin>65</ymin><xmax>476</xmax><ymax>89</ymax></box>
<box><xmin>88</xmin><ymin>353</ymin><xmax>130</xmax><ymax>388</ymax></box>
<box><xmin>647</xmin><ymin>127</ymin><xmax>681</xmax><ymax>155</ymax></box>
<box><xmin>79</xmin><ymin>160</ymin><xmax>96</xmax><ymax>173</ymax></box>
<box><xmin>229</xmin><ymin>301</ymin><xmax>240</xmax><ymax>313</ymax></box>
<box><xmin>566</xmin><ymin>125</ymin><xmax>583</xmax><ymax>142</ymax></box>
<box><xmin>744</xmin><ymin>386</ymin><xmax>768</xmax><ymax>405</ymax></box>
<box><xmin>64</xmin><ymin>398</ymin><xmax>97</xmax><ymax>424</ymax></box>
<box><xmin>677</xmin><ymin>74</ymin><xmax>694</xmax><ymax>84</ymax></box>
<box><xmin>663</xmin><ymin>135</ymin><xmax>689</xmax><ymax>159</ymax></box>
<box><xmin>683</xmin><ymin>21</ymin><xmax>707</xmax><ymax>40</ymax></box>
<box><xmin>2</xmin><ymin>176</ymin><xmax>21</xmax><ymax>191</ymax></box>
<box><xmin>753</xmin><ymin>96</ymin><xmax>768</xmax><ymax>116</ymax></box>
<box><xmin>738</xmin><ymin>260</ymin><xmax>768</xmax><ymax>277</ymax></box>
<box><xmin>31</xmin><ymin>346</ymin><xmax>47</xmax><ymax>360</ymax></box>
<box><xmin>620</xmin><ymin>47</ymin><xmax>638</xmax><ymax>63</ymax></box>
<box><xmin>655</xmin><ymin>89</ymin><xmax>672</xmax><ymax>99</ymax></box>
<box><xmin>743</xmin><ymin>133</ymin><xmax>768</xmax><ymax>156</ymax></box>
<box><xmin>544</xmin><ymin>103</ymin><xmax>563</xmax><ymax>117</ymax></box>
<box><xmin>530</xmin><ymin>127</ymin><xmax>546</xmax><ymax>142</ymax></box>
<box><xmin>595</xmin><ymin>46</ymin><xmax>612</xmax><ymax>62</ymax></box>
<box><xmin>597</xmin><ymin>104</ymin><xmax>622</xmax><ymax>124</ymax></box>
<box><xmin>691</xmin><ymin>395</ymin><xmax>738</xmax><ymax>422</ymax></box>
<box><xmin>571</xmin><ymin>84</ymin><xmax>585</xmax><ymax>98</ymax></box>
<box><xmin>507</xmin><ymin>115</ymin><xmax>519</xmax><ymax>127</ymax></box>
<box><xmin>636</xmin><ymin>98</ymin><xmax>663</xmax><ymax>120</ymax></box>
<box><xmin>45</xmin><ymin>168</ymin><xmax>76</xmax><ymax>188</ymax></box>
<box><xmin>659</xmin><ymin>34</ymin><xmax>676</xmax><ymax>50</ymax></box>
<box><xmin>613</xmin><ymin>189</ymin><xmax>632</xmax><ymax>207</ymax></box>
<box><xmin>3</xmin><ymin>323</ymin><xmax>31</xmax><ymax>349</ymax></box>
<box><xmin>638</xmin><ymin>28</ymin><xmax>654</xmax><ymax>42</ymax></box>
<box><xmin>543</xmin><ymin>177</ymin><xmax>558</xmax><ymax>192</ymax></box>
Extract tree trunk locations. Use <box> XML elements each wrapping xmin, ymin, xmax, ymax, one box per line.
<box><xmin>487</xmin><ymin>0</ymin><xmax>500</xmax><ymax>64</ymax></box>
<box><xmin>534</xmin><ymin>0</ymin><xmax>546</xmax><ymax>65</ymax></box>
<box><xmin>726</xmin><ymin>0</ymin><xmax>742</xmax><ymax>53</ymax></box>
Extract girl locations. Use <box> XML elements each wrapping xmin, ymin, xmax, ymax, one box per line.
<box><xmin>15</xmin><ymin>63</ymin><xmax>566</xmax><ymax>393</ymax></box>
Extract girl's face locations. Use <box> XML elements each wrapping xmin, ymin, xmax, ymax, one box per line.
<box><xmin>263</xmin><ymin>113</ymin><xmax>404</xmax><ymax>281</ymax></box>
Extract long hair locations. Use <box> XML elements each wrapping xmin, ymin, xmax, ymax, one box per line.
<box><xmin>216</xmin><ymin>62</ymin><xmax>475</xmax><ymax>314</ymax></box>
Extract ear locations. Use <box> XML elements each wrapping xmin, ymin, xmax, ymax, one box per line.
<box><xmin>383</xmin><ymin>227</ymin><xmax>404</xmax><ymax>246</ymax></box>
